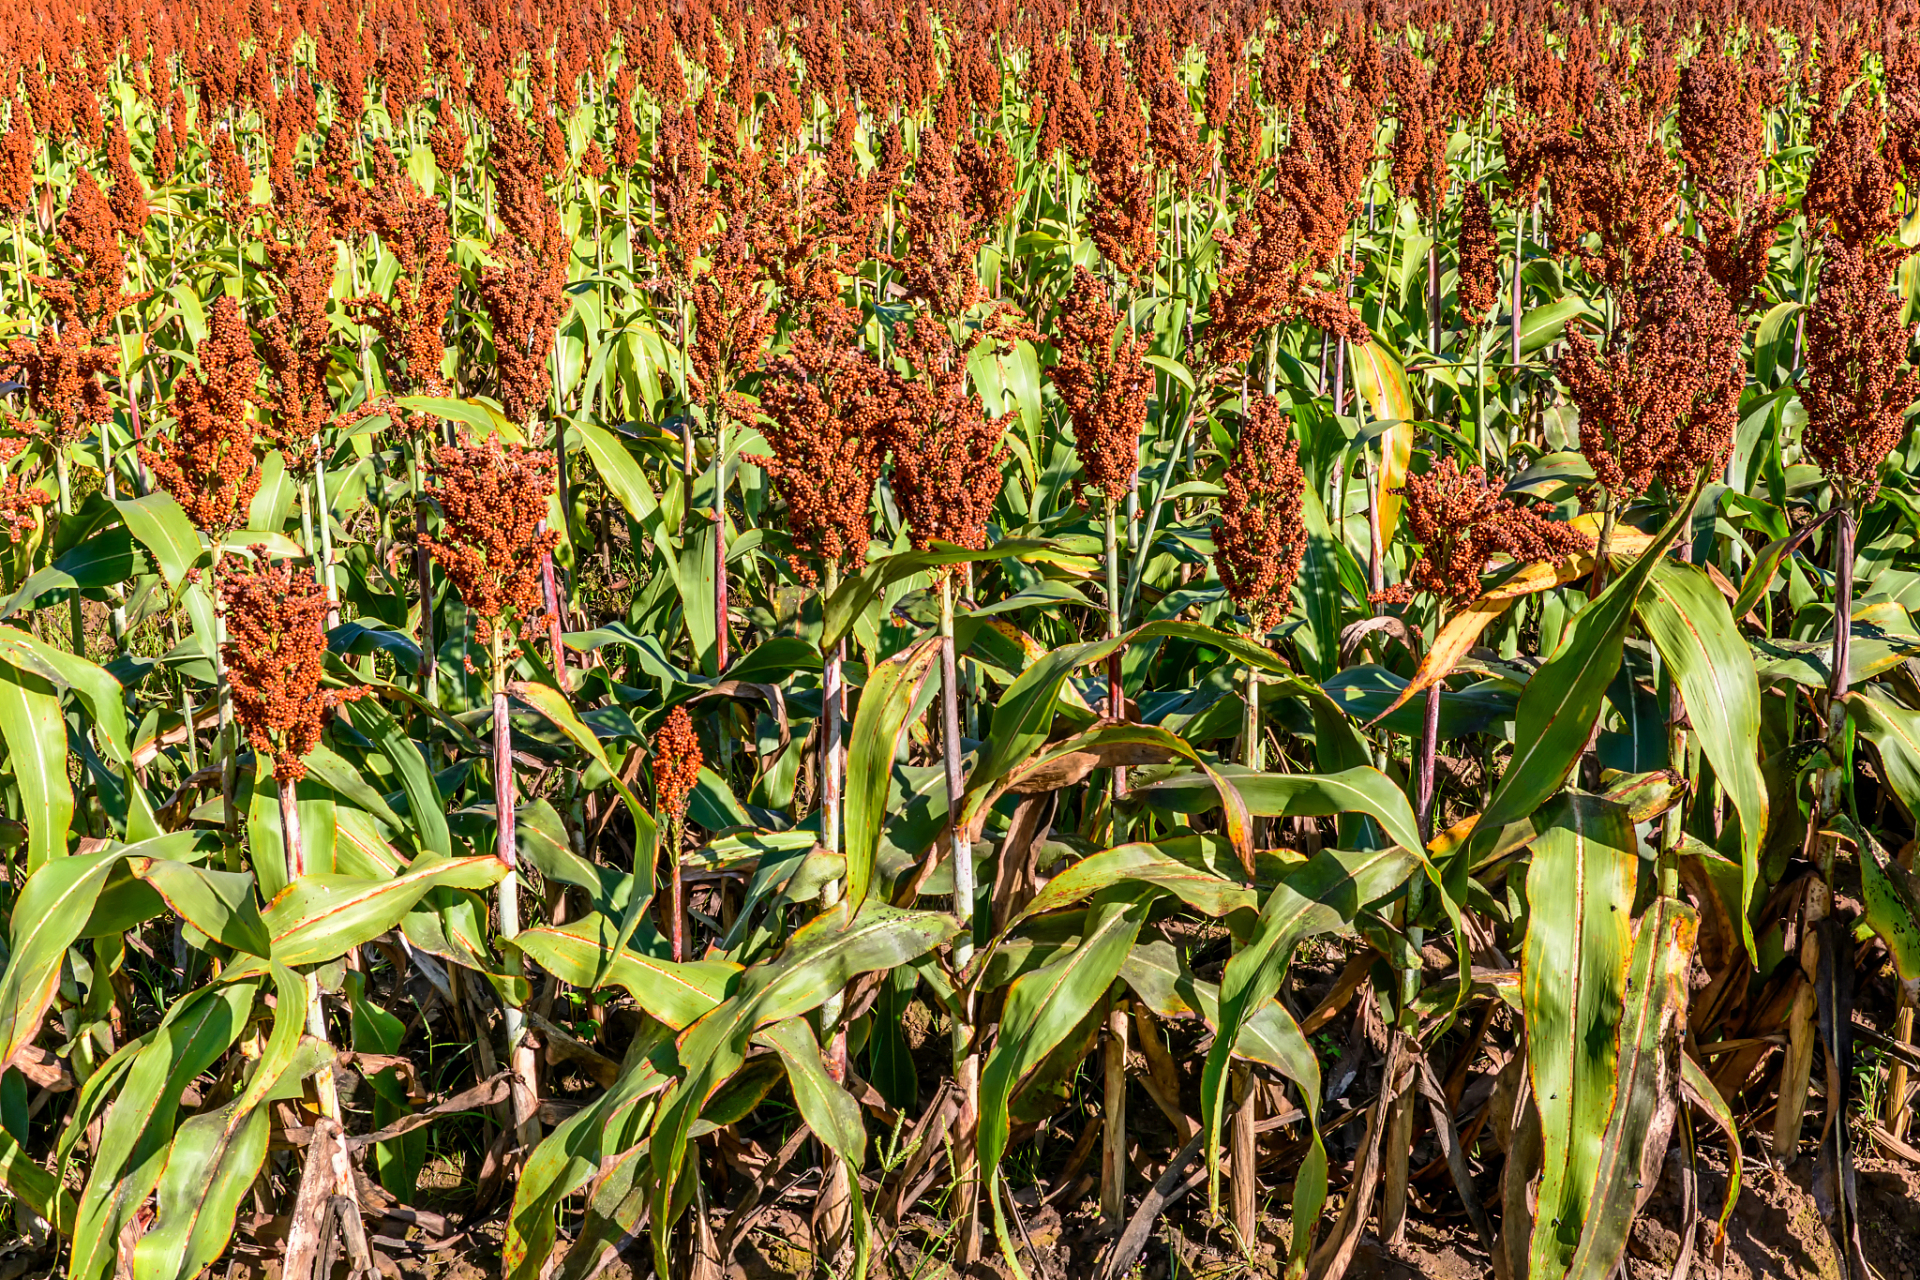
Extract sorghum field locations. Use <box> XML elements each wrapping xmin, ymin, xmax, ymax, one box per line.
<box><xmin>0</xmin><ymin>0</ymin><xmax>1918</xmax><ymax>1277</ymax></box>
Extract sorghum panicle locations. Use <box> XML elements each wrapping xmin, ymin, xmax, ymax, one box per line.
<box><xmin>221</xmin><ymin>559</ymin><xmax>367</xmax><ymax>782</ymax></box>
<box><xmin>1384</xmin><ymin>459</ymin><xmax>1592</xmax><ymax>608</ymax></box>
<box><xmin>1053</xmin><ymin>266</ymin><xmax>1149</xmax><ymax>506</ymax></box>
<box><xmin>146</xmin><ymin>295</ymin><xmax>262</xmax><ymax>534</ymax></box>
<box><xmin>653</xmin><ymin>704</ymin><xmax>702</xmax><ymax>825</ymax></box>
<box><xmin>751</xmin><ymin>302</ymin><xmax>894</xmax><ymax>584</ymax></box>
<box><xmin>1557</xmin><ymin>239</ymin><xmax>1744</xmax><ymax>496</ymax></box>
<box><xmin>419</xmin><ymin>431</ymin><xmax>561</xmax><ymax>652</ymax></box>
<box><xmin>1802</xmin><ymin>238</ymin><xmax>1920</xmax><ymax>504</ymax></box>
<box><xmin>1213</xmin><ymin>394</ymin><xmax>1308</xmax><ymax>635</ymax></box>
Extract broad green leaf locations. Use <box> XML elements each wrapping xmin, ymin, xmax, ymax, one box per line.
<box><xmin>1856</xmin><ymin>824</ymin><xmax>1920</xmax><ymax>981</ymax></box>
<box><xmin>1200</xmin><ymin>846</ymin><xmax>1414</xmax><ymax>1272</ymax></box>
<box><xmin>112</xmin><ymin>493</ymin><xmax>203</xmax><ymax>589</ymax></box>
<box><xmin>0</xmin><ymin>626</ymin><xmax>134</xmax><ymax>764</ymax></box>
<box><xmin>1140</xmin><ymin>765</ymin><xmax>1424</xmax><ymax>866</ymax></box>
<box><xmin>258</xmin><ymin>857</ymin><xmax>507</xmax><ymax>968</ymax></box>
<box><xmin>510</xmin><ymin>916</ymin><xmax>740</xmax><ymax>1029</ymax></box>
<box><xmin>1347</xmin><ymin>340</ymin><xmax>1414</xmax><ymax>544</ymax></box>
<box><xmin>1523</xmin><ymin>795</ymin><xmax>1641</xmax><ymax>1280</ymax></box>
<box><xmin>573</xmin><ymin>416</ymin><xmax>660</xmax><ymax>526</ymax></box>
<box><xmin>68</xmin><ymin>982</ymin><xmax>258</xmax><ymax>1280</ymax></box>
<box><xmin>1847</xmin><ymin>691</ymin><xmax>1920</xmax><ymax>831</ymax></box>
<box><xmin>1559</xmin><ymin>896</ymin><xmax>1697</xmax><ymax>1280</ymax></box>
<box><xmin>822</xmin><ymin>540</ymin><xmax>1070</xmax><ymax>653</ymax></box>
<box><xmin>512</xmin><ymin>680</ymin><xmax>659</xmax><ymax>979</ymax></box>
<box><xmin>1679</xmin><ymin>1052</ymin><xmax>1743</xmax><ymax>1250</ymax></box>
<box><xmin>843</xmin><ymin>634</ymin><xmax>942</xmax><ymax>914</ymax></box>
<box><xmin>345</xmin><ymin>697</ymin><xmax>452</xmax><ymax>860</ymax></box>
<box><xmin>1008</xmin><ymin>835</ymin><xmax>1255</xmax><ymax>926</ymax></box>
<box><xmin>0</xmin><ymin>836</ymin><xmax>202</xmax><ymax>1069</ymax></box>
<box><xmin>646</xmin><ymin>901</ymin><xmax>957</xmax><ymax>1276</ymax></box>
<box><xmin>129</xmin><ymin>963</ymin><xmax>305</xmax><ymax>1280</ymax></box>
<box><xmin>981</xmin><ymin>886</ymin><xmax>1152</xmax><ymax>1279</ymax></box>
<box><xmin>394</xmin><ymin>395</ymin><xmax>522</xmax><ymax>441</ymax></box>
<box><xmin>759</xmin><ymin>1017</ymin><xmax>872</xmax><ymax>1274</ymax></box>
<box><xmin>1117</xmin><ymin>939</ymin><xmax>1320</xmax><ymax>1083</ymax></box>
<box><xmin>515</xmin><ymin>798</ymin><xmax>633</xmax><ymax>916</ymax></box>
<box><xmin>1511</xmin><ymin>294</ymin><xmax>1596</xmax><ymax>357</ymax></box>
<box><xmin>1460</xmin><ymin>501</ymin><xmax>1687</xmax><ymax>888</ymax></box>
<box><xmin>129</xmin><ymin>858</ymin><xmax>271</xmax><ymax>957</ymax></box>
<box><xmin>505</xmin><ymin>1033</ymin><xmax>676</xmax><ymax>1280</ymax></box>
<box><xmin>129</xmin><ymin>1106</ymin><xmax>269</xmax><ymax>1280</ymax></box>
<box><xmin>0</xmin><ymin>662</ymin><xmax>71</xmax><ymax>872</ymax></box>
<box><xmin>0</xmin><ymin>1123</ymin><xmax>76</xmax><ymax>1232</ymax></box>
<box><xmin>1635</xmin><ymin>560</ymin><xmax>1767</xmax><ymax>953</ymax></box>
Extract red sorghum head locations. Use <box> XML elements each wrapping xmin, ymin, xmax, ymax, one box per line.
<box><xmin>1213</xmin><ymin>394</ymin><xmax>1307</xmax><ymax>635</ymax></box>
<box><xmin>220</xmin><ymin>559</ymin><xmax>367</xmax><ymax>782</ymax></box>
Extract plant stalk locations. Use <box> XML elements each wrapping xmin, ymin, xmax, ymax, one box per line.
<box><xmin>492</xmin><ymin>629</ymin><xmax>540</xmax><ymax>1150</ymax></box>
<box><xmin>312</xmin><ymin>438</ymin><xmax>340</xmax><ymax>630</ymax></box>
<box><xmin>941</xmin><ymin>575</ymin><xmax>981</xmax><ymax>1262</ymax></box>
<box><xmin>1100</xmin><ymin>997</ymin><xmax>1130</xmax><ymax>1229</ymax></box>
<box><xmin>413</xmin><ymin>437</ymin><xmax>438</xmax><ymax>720</ymax></box>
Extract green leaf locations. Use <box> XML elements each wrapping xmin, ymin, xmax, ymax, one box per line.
<box><xmin>257</xmin><ymin>857</ymin><xmax>507</xmax><ymax>968</ymax></box>
<box><xmin>511</xmin><ymin>680</ymin><xmax>659</xmax><ymax>980</ymax></box>
<box><xmin>1559</xmin><ymin>896</ymin><xmax>1696</xmax><ymax>1280</ymax></box>
<box><xmin>1008</xmin><ymin>836</ymin><xmax>1255</xmax><ymax>925</ymax></box>
<box><xmin>822</xmin><ymin>540</ymin><xmax>1068</xmax><ymax>653</ymax></box>
<box><xmin>1856</xmin><ymin>824</ymin><xmax>1920</xmax><ymax>982</ymax></box>
<box><xmin>394</xmin><ymin>395</ymin><xmax>522</xmax><ymax>442</ymax></box>
<box><xmin>573</xmin><ymin>416</ymin><xmax>661</xmax><ymax>527</ymax></box>
<box><xmin>757</xmin><ymin>1011</ymin><xmax>867</xmax><ymax>1168</ymax></box>
<box><xmin>0</xmin><ymin>840</ymin><xmax>188</xmax><ymax>1069</ymax></box>
<box><xmin>843</xmin><ymin>635</ymin><xmax>942</xmax><ymax>914</ymax></box>
<box><xmin>1347</xmin><ymin>340</ymin><xmax>1414</xmax><ymax>544</ymax></box>
<box><xmin>1143</xmin><ymin>353</ymin><xmax>1195</xmax><ymax>392</ymax></box>
<box><xmin>67</xmin><ymin>981</ymin><xmax>258</xmax><ymax>1280</ymax></box>
<box><xmin>128</xmin><ymin>858</ymin><xmax>271</xmax><ymax>957</ymax></box>
<box><xmin>1460</xmin><ymin>501</ymin><xmax>1688</xmax><ymax>885</ymax></box>
<box><xmin>646</xmin><ymin>902</ymin><xmax>958</xmax><ymax>1276</ymax></box>
<box><xmin>1139</xmin><ymin>765</ymin><xmax>1425</xmax><ymax>866</ymax></box>
<box><xmin>1635</xmin><ymin>560</ymin><xmax>1768</xmax><ymax>954</ymax></box>
<box><xmin>129</xmin><ymin>962</ymin><xmax>306</xmax><ymax>1280</ymax></box>
<box><xmin>1523</xmin><ymin>795</ymin><xmax>1642</xmax><ymax>1280</ymax></box>
<box><xmin>1511</xmin><ymin>295</ymin><xmax>1596</xmax><ymax>358</ymax></box>
<box><xmin>510</xmin><ymin>916</ymin><xmax>740</xmax><ymax>1029</ymax></box>
<box><xmin>505</xmin><ymin>1033</ymin><xmax>676</xmax><ymax>1280</ymax></box>
<box><xmin>760</xmin><ymin>1016</ymin><xmax>872</xmax><ymax>1274</ymax></box>
<box><xmin>0</xmin><ymin>626</ymin><xmax>135</xmax><ymax>764</ymax></box>
<box><xmin>514</xmin><ymin>798</ymin><xmax>634</xmax><ymax>917</ymax></box>
<box><xmin>980</xmin><ymin>886</ymin><xmax>1152</xmax><ymax>1279</ymax></box>
<box><xmin>0</xmin><ymin>1123</ymin><xmax>76</xmax><ymax>1232</ymax></box>
<box><xmin>1846</xmin><ymin>692</ymin><xmax>1920</xmax><ymax>834</ymax></box>
<box><xmin>1117</xmin><ymin>939</ymin><xmax>1320</xmax><ymax>1084</ymax></box>
<box><xmin>345</xmin><ymin>697</ymin><xmax>451</xmax><ymax>860</ymax></box>
<box><xmin>1679</xmin><ymin>1052</ymin><xmax>1742</xmax><ymax>1250</ymax></box>
<box><xmin>1200</xmin><ymin>846</ymin><xmax>1415</xmax><ymax>1272</ymax></box>
<box><xmin>128</xmin><ymin>1106</ymin><xmax>270</xmax><ymax>1280</ymax></box>
<box><xmin>0</xmin><ymin>661</ymin><xmax>71</xmax><ymax>872</ymax></box>
<box><xmin>112</xmin><ymin>493</ymin><xmax>203</xmax><ymax>589</ymax></box>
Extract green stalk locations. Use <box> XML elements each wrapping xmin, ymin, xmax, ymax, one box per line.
<box><xmin>211</xmin><ymin>541</ymin><xmax>238</xmax><ymax>843</ymax></box>
<box><xmin>279</xmin><ymin>769</ymin><xmax>343</xmax><ymax>1126</ymax></box>
<box><xmin>941</xmin><ymin>574</ymin><xmax>980</xmax><ymax>1262</ymax></box>
<box><xmin>312</xmin><ymin>439</ymin><xmax>340</xmax><ymax>630</ymax></box>
<box><xmin>492</xmin><ymin>627</ymin><xmax>540</xmax><ymax>1150</ymax></box>
<box><xmin>98</xmin><ymin>412</ymin><xmax>125</xmax><ymax>648</ymax></box>
<box><xmin>413</xmin><ymin>437</ymin><xmax>438</xmax><ymax>725</ymax></box>
<box><xmin>1475</xmin><ymin>317</ymin><xmax>1487</xmax><ymax>470</ymax></box>
<box><xmin>54</xmin><ymin>450</ymin><xmax>85</xmax><ymax>658</ymax></box>
<box><xmin>1120</xmin><ymin>390</ymin><xmax>1194</xmax><ymax>621</ymax></box>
